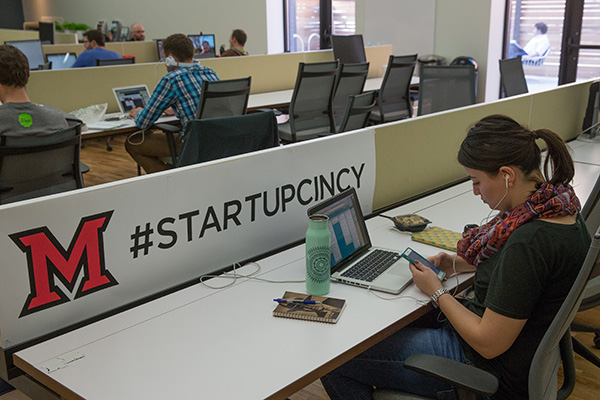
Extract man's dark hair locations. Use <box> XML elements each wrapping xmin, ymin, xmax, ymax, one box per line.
<box><xmin>535</xmin><ymin>22</ymin><xmax>548</xmax><ymax>34</ymax></box>
<box><xmin>231</xmin><ymin>29</ymin><xmax>247</xmax><ymax>46</ymax></box>
<box><xmin>84</xmin><ymin>29</ymin><xmax>106</xmax><ymax>46</ymax></box>
<box><xmin>163</xmin><ymin>34</ymin><xmax>194</xmax><ymax>61</ymax></box>
<box><xmin>0</xmin><ymin>44</ymin><xmax>30</xmax><ymax>87</ymax></box>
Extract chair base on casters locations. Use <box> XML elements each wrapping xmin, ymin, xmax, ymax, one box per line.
<box><xmin>572</xmin><ymin>335</ymin><xmax>600</xmax><ymax>368</ymax></box>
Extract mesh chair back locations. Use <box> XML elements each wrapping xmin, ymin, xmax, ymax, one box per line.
<box><xmin>371</xmin><ymin>54</ymin><xmax>417</xmax><ymax>123</ymax></box>
<box><xmin>338</xmin><ymin>91</ymin><xmax>377</xmax><ymax>133</ymax></box>
<box><xmin>499</xmin><ymin>56</ymin><xmax>528</xmax><ymax>97</ymax></box>
<box><xmin>0</xmin><ymin>122</ymin><xmax>83</xmax><ymax>204</ymax></box>
<box><xmin>178</xmin><ymin>111</ymin><xmax>279</xmax><ymax>167</ymax></box>
<box><xmin>417</xmin><ymin>65</ymin><xmax>476</xmax><ymax>116</ymax></box>
<box><xmin>285</xmin><ymin>61</ymin><xmax>340</xmax><ymax>141</ymax></box>
<box><xmin>196</xmin><ymin>77</ymin><xmax>251</xmax><ymax>119</ymax></box>
<box><xmin>95</xmin><ymin>57</ymin><xmax>135</xmax><ymax>66</ymax></box>
<box><xmin>529</xmin><ymin>228</ymin><xmax>600</xmax><ymax>399</ymax></box>
<box><xmin>332</xmin><ymin>62</ymin><xmax>369</xmax><ymax>128</ymax></box>
<box><xmin>579</xmin><ymin>173</ymin><xmax>600</xmax><ymax>310</ymax></box>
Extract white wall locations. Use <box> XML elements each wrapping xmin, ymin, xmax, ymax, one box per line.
<box><xmin>21</xmin><ymin>0</ymin><xmax>269</xmax><ymax>55</ymax></box>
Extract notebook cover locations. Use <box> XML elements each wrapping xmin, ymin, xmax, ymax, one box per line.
<box><xmin>272</xmin><ymin>291</ymin><xmax>346</xmax><ymax>324</ymax></box>
<box><xmin>411</xmin><ymin>226</ymin><xmax>462</xmax><ymax>252</ymax></box>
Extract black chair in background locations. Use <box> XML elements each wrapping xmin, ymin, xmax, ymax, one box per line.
<box><xmin>499</xmin><ymin>56</ymin><xmax>529</xmax><ymax>97</ymax></box>
<box><xmin>278</xmin><ymin>60</ymin><xmax>340</xmax><ymax>143</ymax></box>
<box><xmin>337</xmin><ymin>90</ymin><xmax>377</xmax><ymax>133</ymax></box>
<box><xmin>373</xmin><ymin>226</ymin><xmax>600</xmax><ymax>400</ymax></box>
<box><xmin>332</xmin><ymin>62</ymin><xmax>369</xmax><ymax>131</ymax></box>
<box><xmin>177</xmin><ymin>111</ymin><xmax>279</xmax><ymax>167</ymax></box>
<box><xmin>154</xmin><ymin>77</ymin><xmax>252</xmax><ymax>167</ymax></box>
<box><xmin>417</xmin><ymin>65</ymin><xmax>476</xmax><ymax>116</ymax></box>
<box><xmin>96</xmin><ymin>57</ymin><xmax>135</xmax><ymax>66</ymax></box>
<box><xmin>370</xmin><ymin>54</ymin><xmax>417</xmax><ymax>124</ymax></box>
<box><xmin>0</xmin><ymin>122</ymin><xmax>83</xmax><ymax>204</ymax></box>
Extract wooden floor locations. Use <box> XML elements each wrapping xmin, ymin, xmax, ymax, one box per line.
<box><xmin>1</xmin><ymin>135</ymin><xmax>599</xmax><ymax>399</ymax></box>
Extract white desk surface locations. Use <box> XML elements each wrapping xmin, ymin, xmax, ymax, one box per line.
<box><xmin>13</xmin><ymin>140</ymin><xmax>600</xmax><ymax>400</ymax></box>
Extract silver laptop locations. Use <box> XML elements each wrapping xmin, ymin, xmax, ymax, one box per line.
<box><xmin>112</xmin><ymin>85</ymin><xmax>151</xmax><ymax>114</ymax></box>
<box><xmin>307</xmin><ymin>188</ymin><xmax>413</xmax><ymax>294</ymax></box>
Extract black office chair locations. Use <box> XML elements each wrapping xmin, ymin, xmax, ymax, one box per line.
<box><xmin>571</xmin><ymin>172</ymin><xmax>600</xmax><ymax>367</ymax></box>
<box><xmin>417</xmin><ymin>65</ymin><xmax>476</xmax><ymax>116</ymax></box>
<box><xmin>0</xmin><ymin>122</ymin><xmax>84</xmax><ymax>204</ymax></box>
<box><xmin>154</xmin><ymin>77</ymin><xmax>252</xmax><ymax>167</ymax></box>
<box><xmin>177</xmin><ymin>111</ymin><xmax>279</xmax><ymax>167</ymax></box>
<box><xmin>370</xmin><ymin>54</ymin><xmax>417</xmax><ymax>124</ymax></box>
<box><xmin>373</xmin><ymin>226</ymin><xmax>600</xmax><ymax>400</ymax></box>
<box><xmin>332</xmin><ymin>62</ymin><xmax>370</xmax><ymax>131</ymax></box>
<box><xmin>95</xmin><ymin>57</ymin><xmax>135</xmax><ymax>66</ymax></box>
<box><xmin>499</xmin><ymin>56</ymin><xmax>529</xmax><ymax>97</ymax></box>
<box><xmin>337</xmin><ymin>90</ymin><xmax>377</xmax><ymax>133</ymax></box>
<box><xmin>278</xmin><ymin>61</ymin><xmax>340</xmax><ymax>143</ymax></box>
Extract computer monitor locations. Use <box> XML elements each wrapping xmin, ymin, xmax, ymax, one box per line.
<box><xmin>38</xmin><ymin>21</ymin><xmax>55</xmax><ymax>45</ymax></box>
<box><xmin>582</xmin><ymin>80</ymin><xmax>600</xmax><ymax>140</ymax></box>
<box><xmin>46</xmin><ymin>53</ymin><xmax>77</xmax><ymax>70</ymax></box>
<box><xmin>189</xmin><ymin>34</ymin><xmax>216</xmax><ymax>59</ymax></box>
<box><xmin>331</xmin><ymin>35</ymin><xmax>367</xmax><ymax>64</ymax></box>
<box><xmin>156</xmin><ymin>39</ymin><xmax>165</xmax><ymax>61</ymax></box>
<box><xmin>96</xmin><ymin>57</ymin><xmax>136</xmax><ymax>66</ymax></box>
<box><xmin>4</xmin><ymin>40</ymin><xmax>46</xmax><ymax>70</ymax></box>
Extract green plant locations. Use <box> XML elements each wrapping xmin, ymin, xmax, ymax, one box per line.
<box><xmin>61</xmin><ymin>22</ymin><xmax>91</xmax><ymax>32</ymax></box>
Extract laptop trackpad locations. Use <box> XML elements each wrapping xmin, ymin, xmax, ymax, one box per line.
<box><xmin>389</xmin><ymin>263</ymin><xmax>411</xmax><ymax>277</ymax></box>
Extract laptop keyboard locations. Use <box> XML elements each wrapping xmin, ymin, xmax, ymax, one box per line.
<box><xmin>341</xmin><ymin>249</ymin><xmax>401</xmax><ymax>282</ymax></box>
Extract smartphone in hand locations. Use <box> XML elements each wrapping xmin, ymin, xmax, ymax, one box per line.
<box><xmin>401</xmin><ymin>247</ymin><xmax>446</xmax><ymax>281</ymax></box>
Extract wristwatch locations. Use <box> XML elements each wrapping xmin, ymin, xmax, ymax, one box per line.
<box><xmin>431</xmin><ymin>288</ymin><xmax>450</xmax><ymax>308</ymax></box>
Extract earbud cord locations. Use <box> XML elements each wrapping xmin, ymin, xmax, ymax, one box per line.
<box><xmin>480</xmin><ymin>179</ymin><xmax>510</xmax><ymax>226</ymax></box>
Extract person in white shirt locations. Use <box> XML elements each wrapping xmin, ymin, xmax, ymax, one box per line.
<box><xmin>509</xmin><ymin>22</ymin><xmax>550</xmax><ymax>60</ymax></box>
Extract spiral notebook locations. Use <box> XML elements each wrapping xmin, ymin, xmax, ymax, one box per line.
<box><xmin>411</xmin><ymin>226</ymin><xmax>462</xmax><ymax>252</ymax></box>
<box><xmin>272</xmin><ymin>291</ymin><xmax>346</xmax><ymax>324</ymax></box>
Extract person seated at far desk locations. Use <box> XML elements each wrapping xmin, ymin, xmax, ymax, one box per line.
<box><xmin>221</xmin><ymin>29</ymin><xmax>249</xmax><ymax>57</ymax></box>
<box><xmin>125</xmin><ymin>33</ymin><xmax>219</xmax><ymax>174</ymax></box>
<box><xmin>509</xmin><ymin>22</ymin><xmax>550</xmax><ymax>60</ymax></box>
<box><xmin>0</xmin><ymin>44</ymin><xmax>79</xmax><ymax>138</ymax></box>
<box><xmin>71</xmin><ymin>30</ymin><xmax>122</xmax><ymax>68</ymax></box>
<box><xmin>321</xmin><ymin>115</ymin><xmax>590</xmax><ymax>400</ymax></box>
<box><xmin>129</xmin><ymin>23</ymin><xmax>146</xmax><ymax>41</ymax></box>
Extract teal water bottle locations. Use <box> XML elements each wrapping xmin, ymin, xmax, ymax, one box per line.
<box><xmin>305</xmin><ymin>214</ymin><xmax>331</xmax><ymax>296</ymax></box>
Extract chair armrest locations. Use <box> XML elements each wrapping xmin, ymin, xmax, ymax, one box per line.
<box><xmin>404</xmin><ymin>354</ymin><xmax>498</xmax><ymax>396</ymax></box>
<box><xmin>153</xmin><ymin>123</ymin><xmax>181</xmax><ymax>133</ymax></box>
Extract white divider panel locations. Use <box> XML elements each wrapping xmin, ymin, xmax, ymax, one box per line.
<box><xmin>0</xmin><ymin>129</ymin><xmax>376</xmax><ymax>349</ymax></box>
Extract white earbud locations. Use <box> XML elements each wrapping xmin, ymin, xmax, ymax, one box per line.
<box><xmin>164</xmin><ymin>56</ymin><xmax>197</xmax><ymax>68</ymax></box>
<box><xmin>505</xmin><ymin>174</ymin><xmax>509</xmax><ymax>188</ymax></box>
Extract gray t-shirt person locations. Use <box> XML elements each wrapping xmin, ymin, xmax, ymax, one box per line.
<box><xmin>0</xmin><ymin>102</ymin><xmax>78</xmax><ymax>138</ymax></box>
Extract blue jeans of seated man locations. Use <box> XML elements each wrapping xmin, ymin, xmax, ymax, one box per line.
<box><xmin>0</xmin><ymin>378</ymin><xmax>14</xmax><ymax>395</ymax></box>
<box><xmin>320</xmin><ymin>324</ymin><xmax>486</xmax><ymax>400</ymax></box>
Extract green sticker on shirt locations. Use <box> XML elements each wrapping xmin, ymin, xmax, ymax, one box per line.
<box><xmin>19</xmin><ymin>113</ymin><xmax>33</xmax><ymax>127</ymax></box>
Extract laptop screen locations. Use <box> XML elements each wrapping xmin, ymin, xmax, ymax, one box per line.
<box><xmin>189</xmin><ymin>34</ymin><xmax>216</xmax><ymax>59</ymax></box>
<box><xmin>5</xmin><ymin>40</ymin><xmax>46</xmax><ymax>70</ymax></box>
<box><xmin>308</xmin><ymin>188</ymin><xmax>371</xmax><ymax>270</ymax></box>
<box><xmin>46</xmin><ymin>53</ymin><xmax>77</xmax><ymax>70</ymax></box>
<box><xmin>112</xmin><ymin>85</ymin><xmax>151</xmax><ymax>113</ymax></box>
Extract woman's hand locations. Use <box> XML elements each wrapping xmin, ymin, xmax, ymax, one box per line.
<box><xmin>409</xmin><ymin>261</ymin><xmax>443</xmax><ymax>297</ymax></box>
<box><xmin>428</xmin><ymin>252</ymin><xmax>476</xmax><ymax>277</ymax></box>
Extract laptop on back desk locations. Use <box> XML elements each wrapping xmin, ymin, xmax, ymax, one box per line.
<box><xmin>308</xmin><ymin>188</ymin><xmax>413</xmax><ymax>294</ymax></box>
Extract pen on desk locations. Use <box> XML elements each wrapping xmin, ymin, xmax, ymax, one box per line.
<box><xmin>273</xmin><ymin>298</ymin><xmax>322</xmax><ymax>304</ymax></box>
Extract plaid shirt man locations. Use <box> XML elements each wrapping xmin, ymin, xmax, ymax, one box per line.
<box><xmin>134</xmin><ymin>64</ymin><xmax>220</xmax><ymax>132</ymax></box>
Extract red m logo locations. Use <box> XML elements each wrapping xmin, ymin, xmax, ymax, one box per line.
<box><xmin>10</xmin><ymin>211</ymin><xmax>118</xmax><ymax>317</ymax></box>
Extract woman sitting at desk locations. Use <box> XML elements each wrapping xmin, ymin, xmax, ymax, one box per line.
<box><xmin>321</xmin><ymin>115</ymin><xmax>590</xmax><ymax>400</ymax></box>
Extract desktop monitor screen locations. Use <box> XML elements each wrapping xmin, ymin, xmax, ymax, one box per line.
<box><xmin>189</xmin><ymin>34</ymin><xmax>216</xmax><ymax>59</ymax></box>
<box><xmin>583</xmin><ymin>80</ymin><xmax>600</xmax><ymax>139</ymax></box>
<box><xmin>331</xmin><ymin>35</ymin><xmax>366</xmax><ymax>64</ymax></box>
<box><xmin>46</xmin><ymin>53</ymin><xmax>77</xmax><ymax>70</ymax></box>
<box><xmin>38</xmin><ymin>21</ymin><xmax>55</xmax><ymax>45</ymax></box>
<box><xmin>156</xmin><ymin>39</ymin><xmax>165</xmax><ymax>61</ymax></box>
<box><xmin>4</xmin><ymin>40</ymin><xmax>46</xmax><ymax>70</ymax></box>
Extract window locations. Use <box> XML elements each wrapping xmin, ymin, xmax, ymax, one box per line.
<box><xmin>285</xmin><ymin>0</ymin><xmax>356</xmax><ymax>52</ymax></box>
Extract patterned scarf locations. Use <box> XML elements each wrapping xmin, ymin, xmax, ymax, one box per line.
<box><xmin>457</xmin><ymin>183</ymin><xmax>581</xmax><ymax>266</ymax></box>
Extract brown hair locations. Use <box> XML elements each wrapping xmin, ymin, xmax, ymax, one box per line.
<box><xmin>84</xmin><ymin>29</ymin><xmax>106</xmax><ymax>46</ymax></box>
<box><xmin>0</xmin><ymin>44</ymin><xmax>30</xmax><ymax>87</ymax></box>
<box><xmin>163</xmin><ymin>33</ymin><xmax>194</xmax><ymax>61</ymax></box>
<box><xmin>458</xmin><ymin>114</ymin><xmax>574</xmax><ymax>186</ymax></box>
<box><xmin>231</xmin><ymin>29</ymin><xmax>247</xmax><ymax>46</ymax></box>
